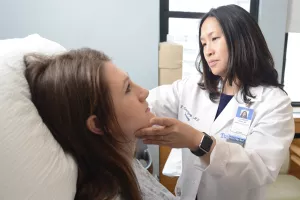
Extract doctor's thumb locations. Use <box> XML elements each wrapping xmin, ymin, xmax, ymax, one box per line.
<box><xmin>150</xmin><ymin>117</ymin><xmax>175</xmax><ymax>127</ymax></box>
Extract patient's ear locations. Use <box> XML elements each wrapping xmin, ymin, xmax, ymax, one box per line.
<box><xmin>86</xmin><ymin>115</ymin><xmax>103</xmax><ymax>135</ymax></box>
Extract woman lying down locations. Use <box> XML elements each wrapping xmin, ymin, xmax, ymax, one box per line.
<box><xmin>24</xmin><ymin>48</ymin><xmax>176</xmax><ymax>200</ymax></box>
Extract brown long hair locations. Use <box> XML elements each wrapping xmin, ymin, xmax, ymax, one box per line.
<box><xmin>24</xmin><ymin>48</ymin><xmax>142</xmax><ymax>200</ymax></box>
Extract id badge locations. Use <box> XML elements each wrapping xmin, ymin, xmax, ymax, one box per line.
<box><xmin>221</xmin><ymin>107</ymin><xmax>254</xmax><ymax>147</ymax></box>
<box><xmin>230</xmin><ymin>106</ymin><xmax>254</xmax><ymax>136</ymax></box>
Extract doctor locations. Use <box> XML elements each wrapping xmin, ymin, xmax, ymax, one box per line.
<box><xmin>135</xmin><ymin>4</ymin><xmax>294</xmax><ymax>200</ymax></box>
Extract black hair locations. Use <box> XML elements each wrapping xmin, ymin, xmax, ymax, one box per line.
<box><xmin>196</xmin><ymin>4</ymin><xmax>284</xmax><ymax>103</ymax></box>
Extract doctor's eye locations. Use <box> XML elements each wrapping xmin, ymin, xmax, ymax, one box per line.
<box><xmin>212</xmin><ymin>37</ymin><xmax>219</xmax><ymax>41</ymax></box>
<box><xmin>202</xmin><ymin>43</ymin><xmax>207</xmax><ymax>47</ymax></box>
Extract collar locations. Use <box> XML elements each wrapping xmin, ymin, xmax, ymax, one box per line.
<box><xmin>236</xmin><ymin>86</ymin><xmax>264</xmax><ymax>103</ymax></box>
<box><xmin>217</xmin><ymin>81</ymin><xmax>264</xmax><ymax>103</ymax></box>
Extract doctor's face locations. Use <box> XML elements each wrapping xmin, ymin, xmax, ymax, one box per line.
<box><xmin>105</xmin><ymin>62</ymin><xmax>155</xmax><ymax>139</ymax></box>
<box><xmin>200</xmin><ymin>17</ymin><xmax>229</xmax><ymax>78</ymax></box>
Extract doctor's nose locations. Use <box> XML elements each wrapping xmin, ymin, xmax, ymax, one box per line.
<box><xmin>205</xmin><ymin>44</ymin><xmax>215</xmax><ymax>57</ymax></box>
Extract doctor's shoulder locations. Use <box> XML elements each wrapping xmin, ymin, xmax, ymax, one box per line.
<box><xmin>261</xmin><ymin>86</ymin><xmax>291</xmax><ymax>102</ymax></box>
<box><xmin>160</xmin><ymin>74</ymin><xmax>203</xmax><ymax>97</ymax></box>
<box><xmin>179</xmin><ymin>74</ymin><xmax>204</xmax><ymax>92</ymax></box>
<box><xmin>256</xmin><ymin>85</ymin><xmax>292</xmax><ymax>111</ymax></box>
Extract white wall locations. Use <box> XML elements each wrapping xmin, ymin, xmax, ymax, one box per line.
<box><xmin>258</xmin><ymin>0</ymin><xmax>288</xmax><ymax>82</ymax></box>
<box><xmin>0</xmin><ymin>0</ymin><xmax>160</xmax><ymax>176</ymax></box>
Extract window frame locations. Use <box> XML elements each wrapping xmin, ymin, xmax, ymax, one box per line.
<box><xmin>159</xmin><ymin>1</ymin><xmax>300</xmax><ymax>106</ymax></box>
<box><xmin>159</xmin><ymin>0</ymin><xmax>260</xmax><ymax>42</ymax></box>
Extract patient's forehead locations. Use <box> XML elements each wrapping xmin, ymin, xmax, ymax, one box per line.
<box><xmin>104</xmin><ymin>61</ymin><xmax>128</xmax><ymax>89</ymax></box>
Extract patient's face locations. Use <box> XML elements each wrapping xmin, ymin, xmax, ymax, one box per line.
<box><xmin>105</xmin><ymin>62</ymin><xmax>155</xmax><ymax>139</ymax></box>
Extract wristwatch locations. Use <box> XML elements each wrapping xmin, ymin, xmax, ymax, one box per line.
<box><xmin>190</xmin><ymin>132</ymin><xmax>213</xmax><ymax>157</ymax></box>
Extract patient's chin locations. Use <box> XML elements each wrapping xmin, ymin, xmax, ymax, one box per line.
<box><xmin>147</xmin><ymin>111</ymin><xmax>156</xmax><ymax>120</ymax></box>
<box><xmin>132</xmin><ymin>113</ymin><xmax>156</xmax><ymax>133</ymax></box>
<box><xmin>136</xmin><ymin>121</ymin><xmax>153</xmax><ymax>132</ymax></box>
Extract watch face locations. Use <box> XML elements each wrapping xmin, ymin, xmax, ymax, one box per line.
<box><xmin>201</xmin><ymin>135</ymin><xmax>213</xmax><ymax>152</ymax></box>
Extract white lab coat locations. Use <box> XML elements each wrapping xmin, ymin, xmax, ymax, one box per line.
<box><xmin>147</xmin><ymin>75</ymin><xmax>294</xmax><ymax>200</ymax></box>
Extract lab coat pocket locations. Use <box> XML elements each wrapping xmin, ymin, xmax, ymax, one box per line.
<box><xmin>174</xmin><ymin>175</ymin><xmax>183</xmax><ymax>197</ymax></box>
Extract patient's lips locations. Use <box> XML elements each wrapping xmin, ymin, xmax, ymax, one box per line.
<box><xmin>146</xmin><ymin>108</ymin><xmax>156</xmax><ymax>124</ymax></box>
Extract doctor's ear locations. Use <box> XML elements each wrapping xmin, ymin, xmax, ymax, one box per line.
<box><xmin>86</xmin><ymin>115</ymin><xmax>104</xmax><ymax>135</ymax></box>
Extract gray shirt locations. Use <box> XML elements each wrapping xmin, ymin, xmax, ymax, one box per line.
<box><xmin>116</xmin><ymin>159</ymin><xmax>177</xmax><ymax>200</ymax></box>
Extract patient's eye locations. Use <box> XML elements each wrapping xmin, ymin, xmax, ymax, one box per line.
<box><xmin>126</xmin><ymin>83</ymin><xmax>131</xmax><ymax>93</ymax></box>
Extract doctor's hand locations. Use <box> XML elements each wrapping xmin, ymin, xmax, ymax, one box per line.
<box><xmin>135</xmin><ymin>117</ymin><xmax>203</xmax><ymax>150</ymax></box>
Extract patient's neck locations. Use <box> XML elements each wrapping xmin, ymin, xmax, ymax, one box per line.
<box><xmin>119</xmin><ymin>140</ymin><xmax>136</xmax><ymax>161</ymax></box>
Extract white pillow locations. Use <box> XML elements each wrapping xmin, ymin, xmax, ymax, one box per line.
<box><xmin>0</xmin><ymin>34</ymin><xmax>77</xmax><ymax>200</ymax></box>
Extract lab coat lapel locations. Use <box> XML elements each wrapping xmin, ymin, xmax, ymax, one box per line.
<box><xmin>209</xmin><ymin>86</ymin><xmax>264</xmax><ymax>135</ymax></box>
<box><xmin>209</xmin><ymin>95</ymin><xmax>239</xmax><ymax>135</ymax></box>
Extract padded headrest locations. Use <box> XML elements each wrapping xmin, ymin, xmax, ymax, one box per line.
<box><xmin>0</xmin><ymin>34</ymin><xmax>77</xmax><ymax>199</ymax></box>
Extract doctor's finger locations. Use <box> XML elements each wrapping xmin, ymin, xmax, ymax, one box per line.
<box><xmin>135</xmin><ymin>126</ymin><xmax>165</xmax><ymax>137</ymax></box>
<box><xmin>143</xmin><ymin>139</ymin><xmax>178</xmax><ymax>148</ymax></box>
<box><xmin>140</xmin><ymin>134</ymin><xmax>169</xmax><ymax>141</ymax></box>
<box><xmin>143</xmin><ymin>139</ymin><xmax>168</xmax><ymax>146</ymax></box>
<box><xmin>150</xmin><ymin>117</ymin><xmax>176</xmax><ymax>127</ymax></box>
